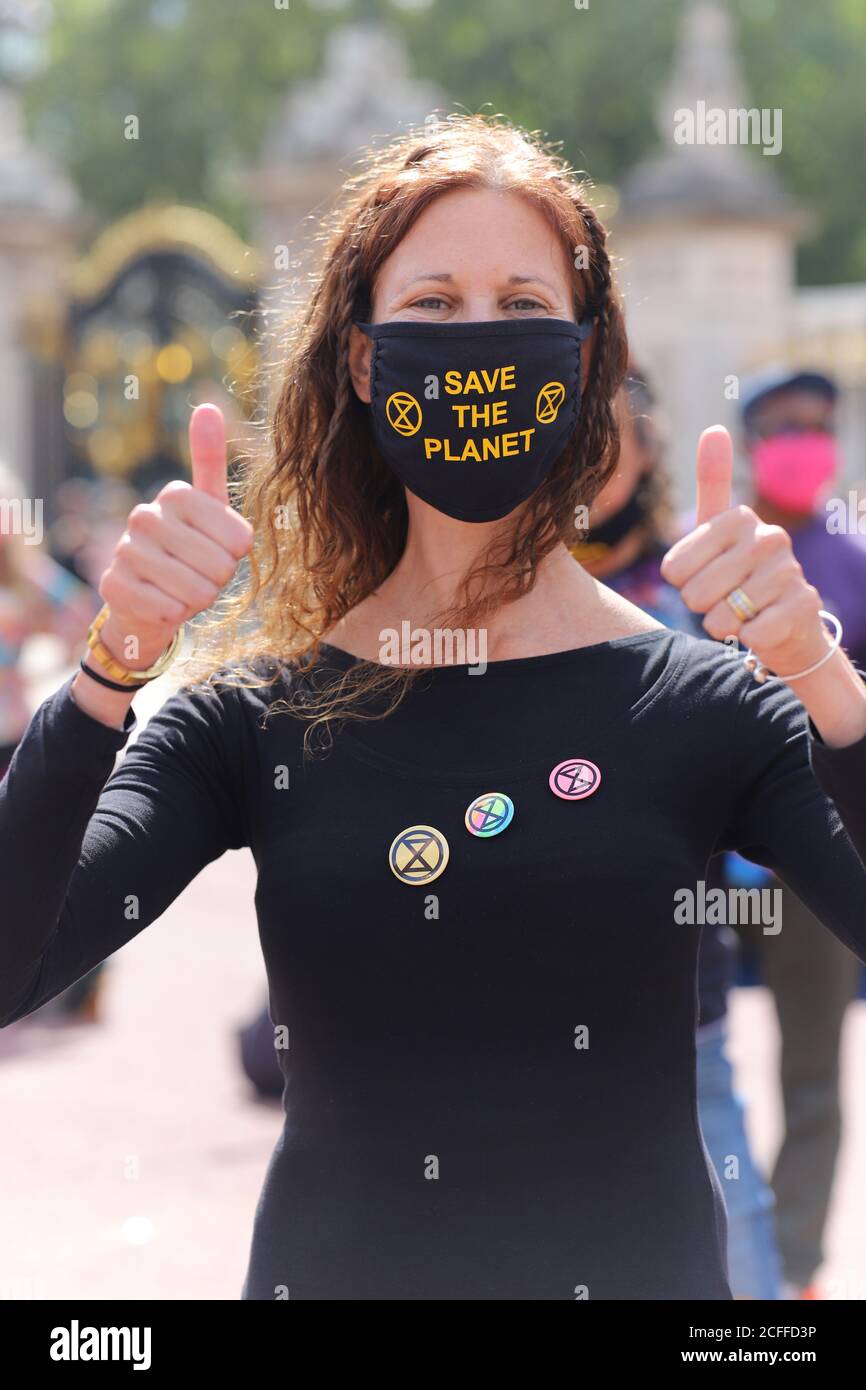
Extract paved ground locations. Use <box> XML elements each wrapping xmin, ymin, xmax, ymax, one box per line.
<box><xmin>1</xmin><ymin>646</ymin><xmax>864</xmax><ymax>1300</ymax></box>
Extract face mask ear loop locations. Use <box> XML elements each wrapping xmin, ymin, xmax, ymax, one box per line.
<box><xmin>367</xmin><ymin>337</ymin><xmax>379</xmax><ymax>411</ymax></box>
<box><xmin>353</xmin><ymin>321</ymin><xmax>380</xmax><ymax>411</ymax></box>
<box><xmin>571</xmin><ymin>315</ymin><xmax>595</xmax><ymax>425</ymax></box>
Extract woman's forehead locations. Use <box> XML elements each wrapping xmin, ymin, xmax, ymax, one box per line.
<box><xmin>374</xmin><ymin>189</ymin><xmax>574</xmax><ymax>289</ymax></box>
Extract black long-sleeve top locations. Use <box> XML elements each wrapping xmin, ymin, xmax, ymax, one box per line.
<box><xmin>2</xmin><ymin>629</ymin><xmax>865</xmax><ymax>1300</ymax></box>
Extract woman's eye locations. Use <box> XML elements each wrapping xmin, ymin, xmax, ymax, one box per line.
<box><xmin>410</xmin><ymin>296</ymin><xmax>449</xmax><ymax>310</ymax></box>
<box><xmin>505</xmin><ymin>297</ymin><xmax>547</xmax><ymax>313</ymax></box>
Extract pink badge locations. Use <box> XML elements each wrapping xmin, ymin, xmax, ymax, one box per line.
<box><xmin>549</xmin><ymin>758</ymin><xmax>602</xmax><ymax>801</ymax></box>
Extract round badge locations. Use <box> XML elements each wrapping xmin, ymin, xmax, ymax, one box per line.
<box><xmin>549</xmin><ymin>758</ymin><xmax>602</xmax><ymax>801</ymax></box>
<box><xmin>464</xmin><ymin>792</ymin><xmax>514</xmax><ymax>838</ymax></box>
<box><xmin>389</xmin><ymin>824</ymin><xmax>450</xmax><ymax>886</ymax></box>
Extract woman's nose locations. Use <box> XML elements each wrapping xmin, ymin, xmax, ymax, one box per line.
<box><xmin>457</xmin><ymin>296</ymin><xmax>503</xmax><ymax>322</ymax></box>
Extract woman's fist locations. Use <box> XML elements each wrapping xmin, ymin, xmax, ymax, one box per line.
<box><xmin>98</xmin><ymin>404</ymin><xmax>254</xmax><ymax>668</ymax></box>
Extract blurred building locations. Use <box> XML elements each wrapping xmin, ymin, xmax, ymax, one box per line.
<box><xmin>0</xmin><ymin>3</ymin><xmax>261</xmax><ymax>518</ymax></box>
<box><xmin>241</xmin><ymin>17</ymin><xmax>444</xmax><ymax>409</ymax></box>
<box><xmin>0</xmin><ymin>7</ymin><xmax>77</xmax><ymax>500</ymax></box>
<box><xmin>615</xmin><ymin>0</ymin><xmax>866</xmax><ymax>504</ymax></box>
<box><xmin>60</xmin><ymin>205</ymin><xmax>260</xmax><ymax>500</ymax></box>
<box><xmin>242</xmin><ymin>2</ymin><xmax>866</xmax><ymax>508</ymax></box>
<box><xmin>245</xmin><ymin>20</ymin><xmax>444</xmax><ymax>259</ymax></box>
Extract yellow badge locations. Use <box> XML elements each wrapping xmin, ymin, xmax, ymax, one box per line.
<box><xmin>389</xmin><ymin>824</ymin><xmax>450</xmax><ymax>885</ymax></box>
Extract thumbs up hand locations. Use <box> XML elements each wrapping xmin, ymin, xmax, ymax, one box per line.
<box><xmin>660</xmin><ymin>426</ymin><xmax>829</xmax><ymax>683</ymax></box>
<box><xmin>98</xmin><ymin>404</ymin><xmax>254</xmax><ymax>669</ymax></box>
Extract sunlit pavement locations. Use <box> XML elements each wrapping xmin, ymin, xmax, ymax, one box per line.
<box><xmin>1</xmin><ymin>650</ymin><xmax>279</xmax><ymax>1302</ymax></box>
<box><xmin>1</xmin><ymin>653</ymin><xmax>864</xmax><ymax>1300</ymax></box>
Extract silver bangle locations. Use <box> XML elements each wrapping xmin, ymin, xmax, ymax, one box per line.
<box><xmin>743</xmin><ymin>610</ymin><xmax>843</xmax><ymax>685</ymax></box>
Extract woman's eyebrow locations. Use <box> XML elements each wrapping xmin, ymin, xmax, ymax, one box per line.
<box><xmin>394</xmin><ymin>272</ymin><xmax>455</xmax><ymax>292</ymax></box>
<box><xmin>507</xmin><ymin>274</ymin><xmax>560</xmax><ymax>292</ymax></box>
<box><xmin>393</xmin><ymin>271</ymin><xmax>562</xmax><ymax>293</ymax></box>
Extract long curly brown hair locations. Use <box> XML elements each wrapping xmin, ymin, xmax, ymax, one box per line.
<box><xmin>182</xmin><ymin>114</ymin><xmax>628</xmax><ymax>746</ymax></box>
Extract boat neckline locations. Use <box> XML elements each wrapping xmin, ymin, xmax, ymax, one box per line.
<box><xmin>315</xmin><ymin>627</ymin><xmax>676</xmax><ymax>679</ymax></box>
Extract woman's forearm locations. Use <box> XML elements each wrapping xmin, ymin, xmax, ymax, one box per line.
<box><xmin>70</xmin><ymin>669</ymin><xmax>137</xmax><ymax>731</ymax></box>
<box><xmin>787</xmin><ymin>650</ymin><xmax>866</xmax><ymax>749</ymax></box>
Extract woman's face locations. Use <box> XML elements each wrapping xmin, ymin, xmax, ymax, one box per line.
<box><xmin>350</xmin><ymin>187</ymin><xmax>579</xmax><ymax>403</ymax></box>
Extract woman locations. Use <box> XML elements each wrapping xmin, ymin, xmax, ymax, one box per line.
<box><xmin>1</xmin><ymin>117</ymin><xmax>865</xmax><ymax>1301</ymax></box>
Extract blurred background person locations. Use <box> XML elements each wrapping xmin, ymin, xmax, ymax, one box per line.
<box><xmin>76</xmin><ymin>479</ymin><xmax>141</xmax><ymax>591</ymax></box>
<box><xmin>568</xmin><ymin>366</ymin><xmax>783</xmax><ymax>1299</ymax></box>
<box><xmin>237</xmin><ymin>1003</ymin><xmax>284</xmax><ymax>1102</ymax></box>
<box><xmin>49</xmin><ymin>477</ymin><xmax>140</xmax><ymax>594</ymax></box>
<box><xmin>0</xmin><ymin>460</ymin><xmax>97</xmax><ymax>777</ymax></box>
<box><xmin>738</xmin><ymin>368</ymin><xmax>866</xmax><ymax>1299</ymax></box>
<box><xmin>0</xmin><ymin>460</ymin><xmax>106</xmax><ymax>1021</ymax></box>
<box><xmin>574</xmin><ymin>367</ymin><xmax>784</xmax><ymax>1299</ymax></box>
<box><xmin>48</xmin><ymin>477</ymin><xmax>98</xmax><ymax>584</ymax></box>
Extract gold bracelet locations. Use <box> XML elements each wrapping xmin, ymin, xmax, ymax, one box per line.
<box><xmin>85</xmin><ymin>603</ymin><xmax>185</xmax><ymax>686</ymax></box>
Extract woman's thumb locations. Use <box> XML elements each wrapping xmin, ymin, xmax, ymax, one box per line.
<box><xmin>189</xmin><ymin>404</ymin><xmax>229</xmax><ymax>504</ymax></box>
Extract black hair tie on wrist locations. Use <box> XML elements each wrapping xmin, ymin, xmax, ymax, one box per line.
<box><xmin>79</xmin><ymin>658</ymin><xmax>146</xmax><ymax>694</ymax></box>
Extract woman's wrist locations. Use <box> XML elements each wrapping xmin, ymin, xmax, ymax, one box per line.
<box><xmin>98</xmin><ymin>611</ymin><xmax>176</xmax><ymax>672</ymax></box>
<box><xmin>789</xmin><ymin>650</ymin><xmax>866</xmax><ymax>748</ymax></box>
<box><xmin>70</xmin><ymin>665</ymin><xmax>137</xmax><ymax>731</ymax></box>
<box><xmin>72</xmin><ymin>612</ymin><xmax>168</xmax><ymax>730</ymax></box>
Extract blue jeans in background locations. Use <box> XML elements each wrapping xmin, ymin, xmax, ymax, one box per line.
<box><xmin>697</xmin><ymin>1025</ymin><xmax>783</xmax><ymax>1300</ymax></box>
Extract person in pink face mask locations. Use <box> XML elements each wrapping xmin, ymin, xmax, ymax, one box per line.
<box><xmin>747</xmin><ymin>374</ymin><xmax>838</xmax><ymax>519</ymax></box>
<box><xmin>741</xmin><ymin>368</ymin><xmax>866</xmax><ymax>1299</ymax></box>
<box><xmin>745</xmin><ymin>369</ymin><xmax>866</xmax><ymax>669</ymax></box>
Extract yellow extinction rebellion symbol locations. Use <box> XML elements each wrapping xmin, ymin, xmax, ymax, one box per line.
<box><xmin>536</xmin><ymin>381</ymin><xmax>566</xmax><ymax>424</ymax></box>
<box><xmin>389</xmin><ymin>824</ymin><xmax>449</xmax><ymax>885</ymax></box>
<box><xmin>386</xmin><ymin>391</ymin><xmax>423</xmax><ymax>436</ymax></box>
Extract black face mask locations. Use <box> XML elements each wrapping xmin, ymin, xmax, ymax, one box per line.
<box><xmin>357</xmin><ymin>317</ymin><xmax>594</xmax><ymax>523</ymax></box>
<box><xmin>580</xmin><ymin>485</ymin><xmax>650</xmax><ymax>550</ymax></box>
<box><xmin>570</xmin><ymin>482</ymin><xmax>653</xmax><ymax>569</ymax></box>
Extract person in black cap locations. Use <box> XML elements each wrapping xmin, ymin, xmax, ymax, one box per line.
<box><xmin>739</xmin><ymin>366</ymin><xmax>866</xmax><ymax>1297</ymax></box>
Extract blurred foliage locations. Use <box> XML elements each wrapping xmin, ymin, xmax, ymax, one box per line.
<box><xmin>21</xmin><ymin>0</ymin><xmax>866</xmax><ymax>285</ymax></box>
